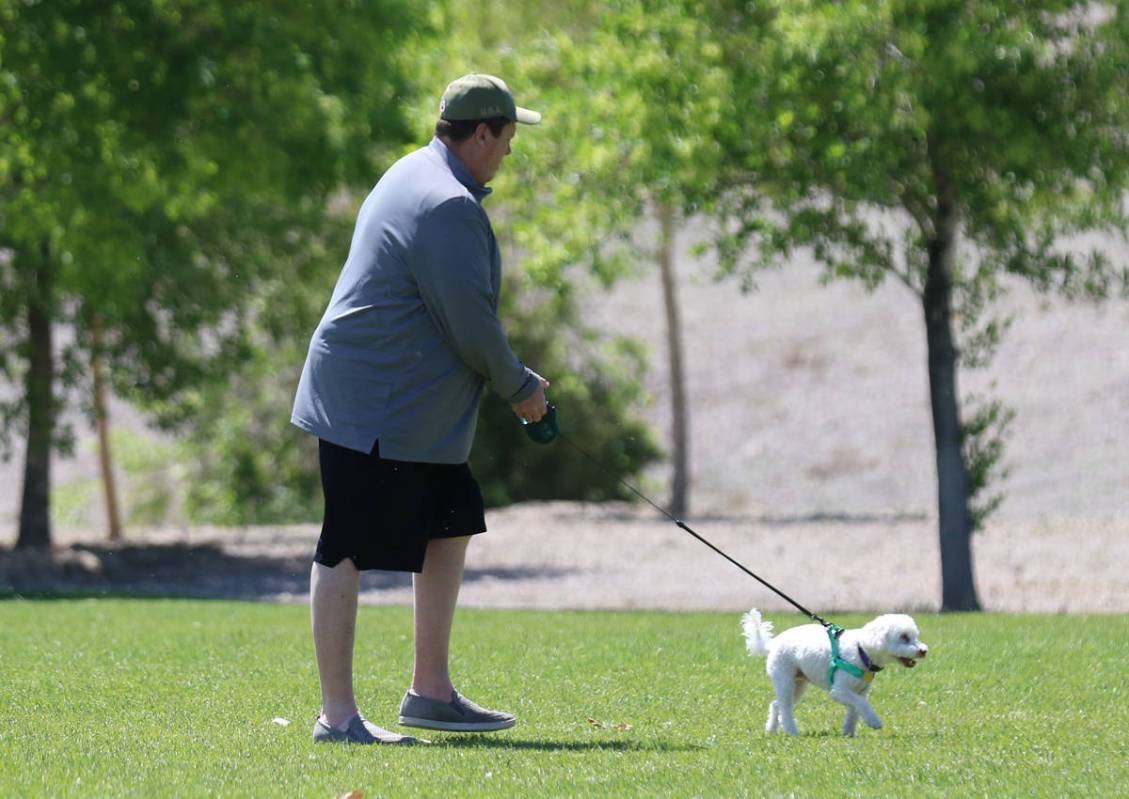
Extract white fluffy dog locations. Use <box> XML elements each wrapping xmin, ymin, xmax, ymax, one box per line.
<box><xmin>741</xmin><ymin>609</ymin><xmax>928</xmax><ymax>736</ymax></box>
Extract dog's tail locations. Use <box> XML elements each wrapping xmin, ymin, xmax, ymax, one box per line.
<box><xmin>741</xmin><ymin>608</ymin><xmax>774</xmax><ymax>658</ymax></box>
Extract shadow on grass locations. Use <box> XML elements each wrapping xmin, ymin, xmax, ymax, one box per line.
<box><xmin>434</xmin><ymin>735</ymin><xmax>704</xmax><ymax>753</ymax></box>
<box><xmin>0</xmin><ymin>542</ymin><xmax>579</xmax><ymax>602</ymax></box>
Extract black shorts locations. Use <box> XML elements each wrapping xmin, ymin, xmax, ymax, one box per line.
<box><xmin>314</xmin><ymin>439</ymin><xmax>487</xmax><ymax>573</ymax></box>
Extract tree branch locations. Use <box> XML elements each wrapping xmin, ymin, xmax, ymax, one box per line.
<box><xmin>899</xmin><ymin>189</ymin><xmax>935</xmax><ymax>240</ymax></box>
<box><xmin>886</xmin><ymin>261</ymin><xmax>922</xmax><ymax>297</ymax></box>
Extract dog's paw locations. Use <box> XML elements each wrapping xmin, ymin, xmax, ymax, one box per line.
<box><xmin>864</xmin><ymin>715</ymin><xmax>884</xmax><ymax>730</ymax></box>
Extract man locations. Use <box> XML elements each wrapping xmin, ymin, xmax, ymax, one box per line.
<box><xmin>291</xmin><ymin>73</ymin><xmax>548</xmax><ymax>745</ymax></box>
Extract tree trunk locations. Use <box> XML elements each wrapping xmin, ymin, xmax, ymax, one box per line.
<box><xmin>16</xmin><ymin>245</ymin><xmax>55</xmax><ymax>550</ymax></box>
<box><xmin>91</xmin><ymin>314</ymin><xmax>124</xmax><ymax>542</ymax></box>
<box><xmin>923</xmin><ymin>180</ymin><xmax>980</xmax><ymax>611</ymax></box>
<box><xmin>658</xmin><ymin>202</ymin><xmax>690</xmax><ymax>518</ymax></box>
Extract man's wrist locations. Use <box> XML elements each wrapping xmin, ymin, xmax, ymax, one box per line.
<box><xmin>508</xmin><ymin>370</ymin><xmax>539</xmax><ymax>404</ymax></box>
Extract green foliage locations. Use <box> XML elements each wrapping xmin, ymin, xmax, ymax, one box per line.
<box><xmin>110</xmin><ymin>428</ymin><xmax>183</xmax><ymax>526</ymax></box>
<box><xmin>706</xmin><ymin>0</ymin><xmax>1129</xmax><ymax>533</ymax></box>
<box><xmin>48</xmin><ymin>476</ymin><xmax>99</xmax><ymax>530</ymax></box>
<box><xmin>0</xmin><ymin>0</ymin><xmax>430</xmax><ymax>538</ymax></box>
<box><xmin>2</xmin><ymin>601</ymin><xmax>1128</xmax><ymax>797</ymax></box>
<box><xmin>439</xmin><ymin>0</ymin><xmax>735</xmax><ymax>289</ymax></box>
<box><xmin>47</xmin><ymin>429</ymin><xmax>183</xmax><ymax>530</ymax></box>
<box><xmin>175</xmin><ymin>348</ymin><xmax>322</xmax><ymax>526</ymax></box>
<box><xmin>13</xmin><ymin>0</ymin><xmax>1124</xmax><ymax>532</ymax></box>
<box><xmin>471</xmin><ymin>277</ymin><xmax>661</xmax><ymax>507</ymax></box>
<box><xmin>710</xmin><ymin>0</ymin><xmax>1129</xmax><ymax>295</ymax></box>
<box><xmin>961</xmin><ymin>393</ymin><xmax>1015</xmax><ymax>531</ymax></box>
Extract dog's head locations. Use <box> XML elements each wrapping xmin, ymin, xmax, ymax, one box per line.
<box><xmin>861</xmin><ymin>614</ymin><xmax>929</xmax><ymax>669</ymax></box>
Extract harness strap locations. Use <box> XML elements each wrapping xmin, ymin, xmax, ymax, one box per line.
<box><xmin>827</xmin><ymin>624</ymin><xmax>870</xmax><ymax>686</ymax></box>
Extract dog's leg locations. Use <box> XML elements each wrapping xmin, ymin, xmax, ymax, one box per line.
<box><xmin>830</xmin><ymin>682</ymin><xmax>883</xmax><ymax>732</ymax></box>
<box><xmin>842</xmin><ymin>706</ymin><xmax>859</xmax><ymax>737</ymax></box>
<box><xmin>793</xmin><ymin>678</ymin><xmax>808</xmax><ymax>705</ymax></box>
<box><xmin>766</xmin><ymin>678</ymin><xmax>805</xmax><ymax>733</ymax></box>
<box><xmin>770</xmin><ymin>669</ymin><xmax>800</xmax><ymax>735</ymax></box>
<box><xmin>856</xmin><ymin>691</ymin><xmax>883</xmax><ymax>731</ymax></box>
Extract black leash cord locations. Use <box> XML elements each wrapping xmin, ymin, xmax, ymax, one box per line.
<box><xmin>558</xmin><ymin>433</ymin><xmax>832</xmax><ymax>629</ymax></box>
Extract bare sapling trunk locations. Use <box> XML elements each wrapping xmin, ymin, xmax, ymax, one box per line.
<box><xmin>924</xmin><ymin>175</ymin><xmax>980</xmax><ymax>611</ymax></box>
<box><xmin>16</xmin><ymin>245</ymin><xmax>55</xmax><ymax>550</ymax></box>
<box><xmin>92</xmin><ymin>314</ymin><xmax>123</xmax><ymax>542</ymax></box>
<box><xmin>658</xmin><ymin>202</ymin><xmax>690</xmax><ymax>518</ymax></box>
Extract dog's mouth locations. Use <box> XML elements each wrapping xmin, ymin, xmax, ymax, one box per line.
<box><xmin>897</xmin><ymin>657</ymin><xmax>917</xmax><ymax>668</ymax></box>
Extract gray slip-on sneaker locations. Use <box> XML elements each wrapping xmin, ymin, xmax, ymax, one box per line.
<box><xmin>398</xmin><ymin>690</ymin><xmax>516</xmax><ymax>732</ymax></box>
<box><xmin>313</xmin><ymin>713</ymin><xmax>427</xmax><ymax>745</ymax></box>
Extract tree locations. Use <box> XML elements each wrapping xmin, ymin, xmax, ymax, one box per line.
<box><xmin>708</xmin><ymin>0</ymin><xmax>1129</xmax><ymax>609</ymax></box>
<box><xmin>583</xmin><ymin>1</ymin><xmax>733</xmax><ymax>518</ymax></box>
<box><xmin>453</xmin><ymin>0</ymin><xmax>734</xmax><ymax>517</ymax></box>
<box><xmin>657</xmin><ymin>201</ymin><xmax>691</xmax><ymax>516</ymax></box>
<box><xmin>89</xmin><ymin>312</ymin><xmax>123</xmax><ymax>541</ymax></box>
<box><xmin>0</xmin><ymin>0</ymin><xmax>427</xmax><ymax>547</ymax></box>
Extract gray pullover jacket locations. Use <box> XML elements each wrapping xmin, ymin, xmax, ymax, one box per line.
<box><xmin>291</xmin><ymin>137</ymin><xmax>538</xmax><ymax>462</ymax></box>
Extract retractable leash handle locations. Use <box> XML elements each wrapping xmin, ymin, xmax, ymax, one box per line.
<box><xmin>519</xmin><ymin>402</ymin><xmax>559</xmax><ymax>444</ymax></box>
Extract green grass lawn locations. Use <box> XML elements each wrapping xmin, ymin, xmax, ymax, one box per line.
<box><xmin>1</xmin><ymin>599</ymin><xmax>1126</xmax><ymax>798</ymax></box>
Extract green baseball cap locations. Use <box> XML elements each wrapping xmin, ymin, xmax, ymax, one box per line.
<box><xmin>439</xmin><ymin>73</ymin><xmax>542</xmax><ymax>125</ymax></box>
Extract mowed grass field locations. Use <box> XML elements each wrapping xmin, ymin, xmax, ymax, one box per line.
<box><xmin>1</xmin><ymin>600</ymin><xmax>1126</xmax><ymax>798</ymax></box>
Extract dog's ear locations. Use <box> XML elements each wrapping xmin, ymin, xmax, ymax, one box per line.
<box><xmin>868</xmin><ymin>614</ymin><xmax>918</xmax><ymax>640</ymax></box>
<box><xmin>864</xmin><ymin>615</ymin><xmax>893</xmax><ymax>636</ymax></box>
<box><xmin>864</xmin><ymin>615</ymin><xmax>906</xmax><ymax>649</ymax></box>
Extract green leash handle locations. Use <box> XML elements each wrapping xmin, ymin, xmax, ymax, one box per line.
<box><xmin>520</xmin><ymin>402</ymin><xmax>559</xmax><ymax>444</ymax></box>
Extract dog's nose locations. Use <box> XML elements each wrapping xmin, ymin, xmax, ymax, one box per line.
<box><xmin>917</xmin><ymin>646</ymin><xmax>928</xmax><ymax>658</ymax></box>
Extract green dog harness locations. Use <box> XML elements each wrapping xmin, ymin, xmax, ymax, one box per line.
<box><xmin>827</xmin><ymin>624</ymin><xmax>882</xmax><ymax>686</ymax></box>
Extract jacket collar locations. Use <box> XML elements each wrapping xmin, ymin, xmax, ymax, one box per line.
<box><xmin>429</xmin><ymin>137</ymin><xmax>492</xmax><ymax>203</ymax></box>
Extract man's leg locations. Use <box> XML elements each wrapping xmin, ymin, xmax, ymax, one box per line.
<box><xmin>400</xmin><ymin>534</ymin><xmax>515</xmax><ymax>732</ymax></box>
<box><xmin>311</xmin><ymin>559</ymin><xmax>361</xmax><ymax>728</ymax></box>
<box><xmin>410</xmin><ymin>535</ymin><xmax>470</xmax><ymax>699</ymax></box>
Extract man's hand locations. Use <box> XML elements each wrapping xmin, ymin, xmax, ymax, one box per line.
<box><xmin>512</xmin><ymin>376</ymin><xmax>550</xmax><ymax>424</ymax></box>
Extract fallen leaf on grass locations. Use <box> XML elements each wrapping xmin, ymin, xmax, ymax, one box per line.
<box><xmin>336</xmin><ymin>791</ymin><xmax>363</xmax><ymax>799</ymax></box>
<box><xmin>587</xmin><ymin>717</ymin><xmax>631</xmax><ymax>730</ymax></box>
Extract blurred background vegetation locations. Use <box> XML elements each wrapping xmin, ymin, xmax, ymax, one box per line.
<box><xmin>3</xmin><ymin>0</ymin><xmax>1127</xmax><ymax>610</ymax></box>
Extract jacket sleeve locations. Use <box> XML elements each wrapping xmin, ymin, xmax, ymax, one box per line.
<box><xmin>412</xmin><ymin>197</ymin><xmax>538</xmax><ymax>403</ymax></box>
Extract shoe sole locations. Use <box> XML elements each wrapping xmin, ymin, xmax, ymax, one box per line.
<box><xmin>398</xmin><ymin>715</ymin><xmax>516</xmax><ymax>732</ymax></box>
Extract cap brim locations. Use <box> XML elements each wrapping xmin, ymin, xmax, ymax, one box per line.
<box><xmin>515</xmin><ymin>106</ymin><xmax>542</xmax><ymax>125</ymax></box>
